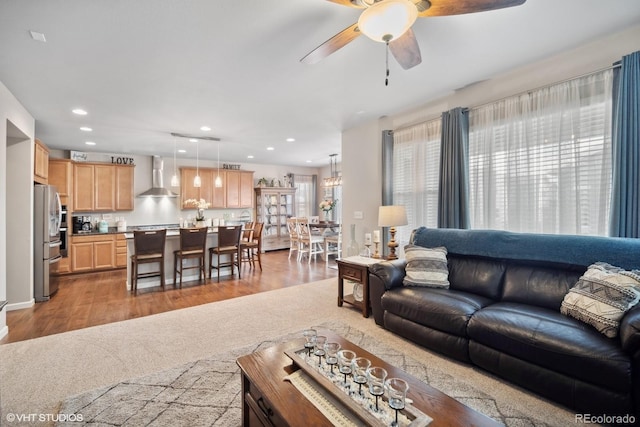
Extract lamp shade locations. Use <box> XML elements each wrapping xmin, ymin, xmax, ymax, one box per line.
<box><xmin>358</xmin><ymin>0</ymin><xmax>418</xmax><ymax>43</ymax></box>
<box><xmin>378</xmin><ymin>205</ymin><xmax>408</xmax><ymax>227</ymax></box>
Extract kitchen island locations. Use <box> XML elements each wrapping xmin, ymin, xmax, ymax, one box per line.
<box><xmin>124</xmin><ymin>227</ymin><xmax>229</xmax><ymax>291</ymax></box>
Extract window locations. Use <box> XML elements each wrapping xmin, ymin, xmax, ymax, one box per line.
<box><xmin>393</xmin><ymin>120</ymin><xmax>441</xmax><ymax>245</ymax></box>
<box><xmin>468</xmin><ymin>70</ymin><xmax>613</xmax><ymax>235</ymax></box>
<box><xmin>293</xmin><ymin>174</ymin><xmax>316</xmax><ymax>218</ymax></box>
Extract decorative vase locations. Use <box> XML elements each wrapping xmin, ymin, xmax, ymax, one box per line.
<box><xmin>196</xmin><ymin>220</ymin><xmax>207</xmax><ymax>228</ymax></box>
<box><xmin>324</xmin><ymin>210</ymin><xmax>331</xmax><ymax>222</ymax></box>
<box><xmin>346</xmin><ymin>224</ymin><xmax>359</xmax><ymax>257</ymax></box>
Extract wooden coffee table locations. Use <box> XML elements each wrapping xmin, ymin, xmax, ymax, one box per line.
<box><xmin>236</xmin><ymin>329</ymin><xmax>501</xmax><ymax>426</ymax></box>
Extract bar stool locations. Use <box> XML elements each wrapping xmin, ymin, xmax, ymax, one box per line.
<box><xmin>241</xmin><ymin>222</ymin><xmax>264</xmax><ymax>270</ymax></box>
<box><xmin>173</xmin><ymin>227</ymin><xmax>208</xmax><ymax>288</ymax></box>
<box><xmin>209</xmin><ymin>225</ymin><xmax>242</xmax><ymax>282</ymax></box>
<box><xmin>130</xmin><ymin>229</ymin><xmax>167</xmax><ymax>295</ymax></box>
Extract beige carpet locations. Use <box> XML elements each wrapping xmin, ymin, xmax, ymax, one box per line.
<box><xmin>0</xmin><ymin>278</ymin><xmax>577</xmax><ymax>426</ymax></box>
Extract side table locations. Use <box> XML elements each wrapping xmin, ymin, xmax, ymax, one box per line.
<box><xmin>336</xmin><ymin>256</ymin><xmax>383</xmax><ymax>318</ymax></box>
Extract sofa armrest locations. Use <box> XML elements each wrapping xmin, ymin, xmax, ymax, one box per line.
<box><xmin>619</xmin><ymin>305</ymin><xmax>640</xmax><ymax>354</ymax></box>
<box><xmin>369</xmin><ymin>260</ymin><xmax>407</xmax><ymax>326</ymax></box>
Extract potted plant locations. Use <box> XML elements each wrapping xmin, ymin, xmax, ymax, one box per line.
<box><xmin>185</xmin><ymin>198</ymin><xmax>211</xmax><ymax>226</ymax></box>
<box><xmin>257</xmin><ymin>177</ymin><xmax>268</xmax><ymax>188</ymax></box>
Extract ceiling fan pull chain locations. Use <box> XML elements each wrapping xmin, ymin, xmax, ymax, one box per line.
<box><xmin>385</xmin><ymin>41</ymin><xmax>390</xmax><ymax>86</ymax></box>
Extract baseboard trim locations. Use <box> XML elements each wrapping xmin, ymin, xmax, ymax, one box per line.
<box><xmin>6</xmin><ymin>299</ymin><xmax>35</xmax><ymax>311</ymax></box>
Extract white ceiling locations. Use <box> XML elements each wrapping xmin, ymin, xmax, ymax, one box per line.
<box><xmin>1</xmin><ymin>0</ymin><xmax>639</xmax><ymax>167</ymax></box>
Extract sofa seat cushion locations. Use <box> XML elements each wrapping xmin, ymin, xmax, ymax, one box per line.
<box><xmin>468</xmin><ymin>302</ymin><xmax>631</xmax><ymax>392</ymax></box>
<box><xmin>381</xmin><ymin>287</ymin><xmax>494</xmax><ymax>337</ymax></box>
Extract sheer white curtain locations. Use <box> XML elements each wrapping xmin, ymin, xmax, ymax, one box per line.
<box><xmin>294</xmin><ymin>175</ymin><xmax>316</xmax><ymax>218</ymax></box>
<box><xmin>393</xmin><ymin>119</ymin><xmax>441</xmax><ymax>245</ymax></box>
<box><xmin>468</xmin><ymin>70</ymin><xmax>613</xmax><ymax>235</ymax></box>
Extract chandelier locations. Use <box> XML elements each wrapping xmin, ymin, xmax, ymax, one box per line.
<box><xmin>323</xmin><ymin>153</ymin><xmax>342</xmax><ymax>187</ymax></box>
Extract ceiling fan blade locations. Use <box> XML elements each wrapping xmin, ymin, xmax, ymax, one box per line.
<box><xmin>389</xmin><ymin>28</ymin><xmax>422</xmax><ymax>70</ymax></box>
<box><xmin>325</xmin><ymin>0</ymin><xmax>365</xmax><ymax>8</ymax></box>
<box><xmin>300</xmin><ymin>23</ymin><xmax>361</xmax><ymax>65</ymax></box>
<box><xmin>417</xmin><ymin>0</ymin><xmax>526</xmax><ymax>17</ymax></box>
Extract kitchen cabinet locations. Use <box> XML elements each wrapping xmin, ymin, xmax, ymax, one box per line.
<box><xmin>255</xmin><ymin>187</ymin><xmax>296</xmax><ymax>251</ymax></box>
<box><xmin>34</xmin><ymin>138</ymin><xmax>49</xmax><ymax>184</ymax></box>
<box><xmin>57</xmin><ymin>257</ymin><xmax>71</xmax><ymax>274</ymax></box>
<box><xmin>70</xmin><ymin>234</ymin><xmax>124</xmax><ymax>272</ymax></box>
<box><xmin>48</xmin><ymin>159</ymin><xmax>73</xmax><ymax>208</ymax></box>
<box><xmin>73</xmin><ymin>163</ymin><xmax>134</xmax><ymax>212</ymax></box>
<box><xmin>115</xmin><ymin>234</ymin><xmax>127</xmax><ymax>267</ymax></box>
<box><xmin>115</xmin><ymin>166</ymin><xmax>134</xmax><ymax>210</ymax></box>
<box><xmin>226</xmin><ymin>170</ymin><xmax>254</xmax><ymax>208</ymax></box>
<box><xmin>180</xmin><ymin>168</ymin><xmax>253</xmax><ymax>209</ymax></box>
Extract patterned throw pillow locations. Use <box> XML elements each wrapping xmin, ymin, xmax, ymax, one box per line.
<box><xmin>561</xmin><ymin>262</ymin><xmax>640</xmax><ymax>338</ymax></box>
<box><xmin>403</xmin><ymin>245</ymin><xmax>450</xmax><ymax>288</ymax></box>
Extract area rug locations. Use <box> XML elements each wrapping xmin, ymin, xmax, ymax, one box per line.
<box><xmin>56</xmin><ymin>321</ymin><xmax>564</xmax><ymax>426</ymax></box>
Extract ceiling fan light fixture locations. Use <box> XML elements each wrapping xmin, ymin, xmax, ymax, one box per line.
<box><xmin>358</xmin><ymin>0</ymin><xmax>418</xmax><ymax>43</ymax></box>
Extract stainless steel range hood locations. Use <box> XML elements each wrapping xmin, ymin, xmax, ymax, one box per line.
<box><xmin>137</xmin><ymin>156</ymin><xmax>179</xmax><ymax>198</ymax></box>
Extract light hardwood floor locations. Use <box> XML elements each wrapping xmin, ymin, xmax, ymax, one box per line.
<box><xmin>1</xmin><ymin>250</ymin><xmax>338</xmax><ymax>344</ymax></box>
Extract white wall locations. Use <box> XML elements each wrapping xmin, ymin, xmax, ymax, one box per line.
<box><xmin>0</xmin><ymin>80</ymin><xmax>36</xmax><ymax>338</ymax></box>
<box><xmin>341</xmin><ymin>25</ymin><xmax>640</xmax><ymax>255</ymax></box>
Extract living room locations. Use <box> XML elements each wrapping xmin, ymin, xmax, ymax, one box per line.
<box><xmin>1</xmin><ymin>0</ymin><xmax>640</xmax><ymax>425</ymax></box>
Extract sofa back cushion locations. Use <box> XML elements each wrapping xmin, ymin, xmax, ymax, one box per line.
<box><xmin>448</xmin><ymin>255</ymin><xmax>506</xmax><ymax>300</ymax></box>
<box><xmin>501</xmin><ymin>264</ymin><xmax>584</xmax><ymax>310</ymax></box>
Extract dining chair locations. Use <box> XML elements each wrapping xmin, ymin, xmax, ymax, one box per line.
<box><xmin>286</xmin><ymin>217</ymin><xmax>299</xmax><ymax>260</ymax></box>
<box><xmin>209</xmin><ymin>225</ymin><xmax>243</xmax><ymax>282</ymax></box>
<box><xmin>173</xmin><ymin>227</ymin><xmax>208</xmax><ymax>288</ymax></box>
<box><xmin>130</xmin><ymin>229</ymin><xmax>167</xmax><ymax>295</ymax></box>
<box><xmin>296</xmin><ymin>218</ymin><xmax>324</xmax><ymax>263</ymax></box>
<box><xmin>324</xmin><ymin>224</ymin><xmax>342</xmax><ymax>263</ymax></box>
<box><xmin>240</xmin><ymin>222</ymin><xmax>264</xmax><ymax>270</ymax></box>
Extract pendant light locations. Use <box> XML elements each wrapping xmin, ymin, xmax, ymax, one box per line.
<box><xmin>193</xmin><ymin>140</ymin><xmax>201</xmax><ymax>187</ymax></box>
<box><xmin>214</xmin><ymin>141</ymin><xmax>222</xmax><ymax>188</ymax></box>
<box><xmin>323</xmin><ymin>153</ymin><xmax>342</xmax><ymax>187</ymax></box>
<box><xmin>170</xmin><ymin>137</ymin><xmax>179</xmax><ymax>187</ymax></box>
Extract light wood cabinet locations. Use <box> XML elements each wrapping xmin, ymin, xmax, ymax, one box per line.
<box><xmin>115</xmin><ymin>234</ymin><xmax>127</xmax><ymax>267</ymax></box>
<box><xmin>70</xmin><ymin>234</ymin><xmax>122</xmax><ymax>272</ymax></box>
<box><xmin>115</xmin><ymin>166</ymin><xmax>134</xmax><ymax>210</ymax></box>
<box><xmin>73</xmin><ymin>163</ymin><xmax>95</xmax><ymax>211</ymax></box>
<box><xmin>226</xmin><ymin>170</ymin><xmax>254</xmax><ymax>208</ymax></box>
<box><xmin>34</xmin><ymin>138</ymin><xmax>49</xmax><ymax>184</ymax></box>
<box><xmin>57</xmin><ymin>256</ymin><xmax>71</xmax><ymax>274</ymax></box>
<box><xmin>73</xmin><ymin>163</ymin><xmax>134</xmax><ymax>212</ymax></box>
<box><xmin>180</xmin><ymin>167</ymin><xmax>253</xmax><ymax>209</ymax></box>
<box><xmin>48</xmin><ymin>159</ymin><xmax>73</xmax><ymax>208</ymax></box>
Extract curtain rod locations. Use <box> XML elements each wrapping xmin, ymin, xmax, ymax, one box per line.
<box><xmin>394</xmin><ymin>62</ymin><xmax>621</xmax><ymax>133</ymax></box>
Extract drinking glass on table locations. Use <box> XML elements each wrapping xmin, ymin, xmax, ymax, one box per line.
<box><xmin>366</xmin><ymin>366</ymin><xmax>387</xmax><ymax>412</ymax></box>
<box><xmin>324</xmin><ymin>342</ymin><xmax>341</xmax><ymax>375</ymax></box>
<box><xmin>303</xmin><ymin>329</ymin><xmax>317</xmax><ymax>357</ymax></box>
<box><xmin>386</xmin><ymin>377</ymin><xmax>409</xmax><ymax>426</ymax></box>
<box><xmin>351</xmin><ymin>357</ymin><xmax>371</xmax><ymax>397</ymax></box>
<box><xmin>314</xmin><ymin>335</ymin><xmax>327</xmax><ymax>367</ymax></box>
<box><xmin>337</xmin><ymin>349</ymin><xmax>356</xmax><ymax>388</ymax></box>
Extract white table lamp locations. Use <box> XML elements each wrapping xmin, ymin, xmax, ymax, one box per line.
<box><xmin>378</xmin><ymin>205</ymin><xmax>407</xmax><ymax>260</ymax></box>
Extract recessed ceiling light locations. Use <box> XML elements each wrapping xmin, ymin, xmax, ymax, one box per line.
<box><xmin>29</xmin><ymin>30</ymin><xmax>46</xmax><ymax>42</ymax></box>
<box><xmin>247</xmin><ymin>155</ymin><xmax>254</xmax><ymax>159</ymax></box>
<box><xmin>80</xmin><ymin>126</ymin><xmax>92</xmax><ymax>132</ymax></box>
<box><xmin>178</xmin><ymin>149</ymin><xmax>186</xmax><ymax>153</ymax></box>
<box><xmin>306</xmin><ymin>160</ymin><xmax>312</xmax><ymax>163</ymax></box>
<box><xmin>85</xmin><ymin>141</ymin><xmax>96</xmax><ymax>146</ymax></box>
<box><xmin>266</xmin><ymin>147</ymin><xmax>275</xmax><ymax>151</ymax></box>
<box><xmin>200</xmin><ymin>126</ymin><xmax>211</xmax><ymax>131</ymax></box>
<box><xmin>189</xmin><ymin>138</ymin><xmax>198</xmax><ymax>142</ymax></box>
<box><xmin>286</xmin><ymin>138</ymin><xmax>295</xmax><ymax>142</ymax></box>
<box><xmin>72</xmin><ymin>109</ymin><xmax>87</xmax><ymax>115</ymax></box>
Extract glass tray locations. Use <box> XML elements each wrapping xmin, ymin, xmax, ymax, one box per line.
<box><xmin>285</xmin><ymin>346</ymin><xmax>432</xmax><ymax>426</ymax></box>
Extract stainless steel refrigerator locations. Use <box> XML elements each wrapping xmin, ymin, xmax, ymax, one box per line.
<box><xmin>34</xmin><ymin>184</ymin><xmax>62</xmax><ymax>302</ymax></box>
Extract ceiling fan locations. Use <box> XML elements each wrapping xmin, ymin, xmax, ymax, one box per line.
<box><xmin>301</xmin><ymin>0</ymin><xmax>527</xmax><ymax>70</ymax></box>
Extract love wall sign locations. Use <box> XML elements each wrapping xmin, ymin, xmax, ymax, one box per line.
<box><xmin>111</xmin><ymin>156</ymin><xmax>135</xmax><ymax>165</ymax></box>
